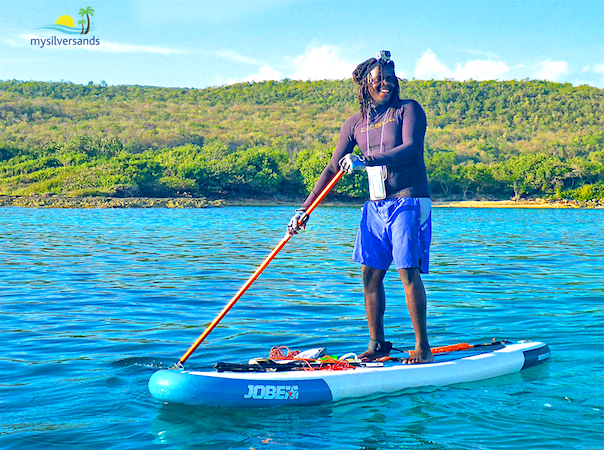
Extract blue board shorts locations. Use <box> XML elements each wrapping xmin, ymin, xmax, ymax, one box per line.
<box><xmin>352</xmin><ymin>197</ymin><xmax>432</xmax><ymax>273</ymax></box>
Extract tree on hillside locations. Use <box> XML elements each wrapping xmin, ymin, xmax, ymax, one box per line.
<box><xmin>455</xmin><ymin>161</ymin><xmax>496</xmax><ymax>199</ymax></box>
<box><xmin>425</xmin><ymin>151</ymin><xmax>457</xmax><ymax>196</ymax></box>
<box><xmin>492</xmin><ymin>154</ymin><xmax>570</xmax><ymax>199</ymax></box>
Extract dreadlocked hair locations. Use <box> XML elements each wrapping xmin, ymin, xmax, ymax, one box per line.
<box><xmin>352</xmin><ymin>59</ymin><xmax>400</xmax><ymax>119</ymax></box>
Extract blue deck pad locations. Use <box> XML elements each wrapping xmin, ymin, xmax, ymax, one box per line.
<box><xmin>429</xmin><ymin>345</ymin><xmax>505</xmax><ymax>363</ymax></box>
<box><xmin>149</xmin><ymin>370</ymin><xmax>333</xmax><ymax>407</ymax></box>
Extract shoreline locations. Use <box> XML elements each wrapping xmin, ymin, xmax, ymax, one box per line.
<box><xmin>0</xmin><ymin>195</ymin><xmax>602</xmax><ymax>209</ymax></box>
<box><xmin>0</xmin><ymin>195</ymin><xmax>225</xmax><ymax>209</ymax></box>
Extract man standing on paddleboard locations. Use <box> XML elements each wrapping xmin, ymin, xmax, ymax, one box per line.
<box><xmin>287</xmin><ymin>51</ymin><xmax>434</xmax><ymax>364</ymax></box>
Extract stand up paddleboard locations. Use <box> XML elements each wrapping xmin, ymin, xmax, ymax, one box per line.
<box><xmin>149</xmin><ymin>340</ymin><xmax>550</xmax><ymax>407</ymax></box>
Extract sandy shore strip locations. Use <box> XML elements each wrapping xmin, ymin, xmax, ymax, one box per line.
<box><xmin>435</xmin><ymin>199</ymin><xmax>603</xmax><ymax>209</ymax></box>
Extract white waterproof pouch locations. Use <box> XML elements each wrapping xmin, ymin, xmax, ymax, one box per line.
<box><xmin>366</xmin><ymin>165</ymin><xmax>387</xmax><ymax>201</ymax></box>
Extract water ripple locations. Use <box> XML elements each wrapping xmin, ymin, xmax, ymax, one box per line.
<box><xmin>0</xmin><ymin>206</ymin><xmax>602</xmax><ymax>449</ymax></box>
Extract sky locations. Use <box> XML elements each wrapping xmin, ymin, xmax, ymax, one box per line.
<box><xmin>0</xmin><ymin>0</ymin><xmax>603</xmax><ymax>89</ymax></box>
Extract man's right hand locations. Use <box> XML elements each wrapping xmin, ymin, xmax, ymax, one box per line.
<box><xmin>339</xmin><ymin>154</ymin><xmax>366</xmax><ymax>174</ymax></box>
<box><xmin>287</xmin><ymin>209</ymin><xmax>309</xmax><ymax>235</ymax></box>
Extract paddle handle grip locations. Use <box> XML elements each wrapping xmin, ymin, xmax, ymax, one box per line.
<box><xmin>177</xmin><ymin>170</ymin><xmax>344</xmax><ymax>366</ymax></box>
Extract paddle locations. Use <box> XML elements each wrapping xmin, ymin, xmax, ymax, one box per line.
<box><xmin>174</xmin><ymin>170</ymin><xmax>344</xmax><ymax>368</ymax></box>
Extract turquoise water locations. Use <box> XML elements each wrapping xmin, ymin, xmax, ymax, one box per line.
<box><xmin>1</xmin><ymin>206</ymin><xmax>602</xmax><ymax>449</ymax></box>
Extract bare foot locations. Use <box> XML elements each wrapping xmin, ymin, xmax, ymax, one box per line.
<box><xmin>359</xmin><ymin>349</ymin><xmax>385</xmax><ymax>361</ymax></box>
<box><xmin>403</xmin><ymin>345</ymin><xmax>434</xmax><ymax>364</ymax></box>
<box><xmin>359</xmin><ymin>341</ymin><xmax>392</xmax><ymax>361</ymax></box>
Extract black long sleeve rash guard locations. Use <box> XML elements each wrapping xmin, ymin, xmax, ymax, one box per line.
<box><xmin>302</xmin><ymin>99</ymin><xmax>431</xmax><ymax>209</ymax></box>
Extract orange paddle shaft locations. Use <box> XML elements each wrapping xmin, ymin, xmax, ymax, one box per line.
<box><xmin>177</xmin><ymin>170</ymin><xmax>344</xmax><ymax>366</ymax></box>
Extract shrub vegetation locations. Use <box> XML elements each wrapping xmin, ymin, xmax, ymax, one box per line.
<box><xmin>0</xmin><ymin>78</ymin><xmax>602</xmax><ymax>201</ymax></box>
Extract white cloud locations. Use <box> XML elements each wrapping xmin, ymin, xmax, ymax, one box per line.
<box><xmin>535</xmin><ymin>60</ymin><xmax>568</xmax><ymax>81</ymax></box>
<box><xmin>414</xmin><ymin>49</ymin><xmax>510</xmax><ymax>81</ymax></box>
<box><xmin>238</xmin><ymin>65</ymin><xmax>283</xmax><ymax>83</ymax></box>
<box><xmin>218</xmin><ymin>50</ymin><xmax>263</xmax><ymax>66</ymax></box>
<box><xmin>580</xmin><ymin>63</ymin><xmax>604</xmax><ymax>77</ymax></box>
<box><xmin>579</xmin><ymin>63</ymin><xmax>604</xmax><ymax>87</ymax></box>
<box><xmin>92</xmin><ymin>41</ymin><xmax>186</xmax><ymax>54</ymax></box>
<box><xmin>414</xmin><ymin>50</ymin><xmax>449</xmax><ymax>79</ymax></box>
<box><xmin>290</xmin><ymin>45</ymin><xmax>356</xmax><ymax>81</ymax></box>
<box><xmin>223</xmin><ymin>45</ymin><xmax>355</xmax><ymax>85</ymax></box>
<box><xmin>451</xmin><ymin>59</ymin><xmax>510</xmax><ymax>81</ymax></box>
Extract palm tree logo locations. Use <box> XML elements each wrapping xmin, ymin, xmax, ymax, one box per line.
<box><xmin>78</xmin><ymin>6</ymin><xmax>95</xmax><ymax>35</ymax></box>
<box><xmin>36</xmin><ymin>6</ymin><xmax>97</xmax><ymax>35</ymax></box>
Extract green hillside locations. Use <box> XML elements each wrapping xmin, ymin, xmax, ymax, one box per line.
<box><xmin>0</xmin><ymin>78</ymin><xmax>603</xmax><ymax>201</ymax></box>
